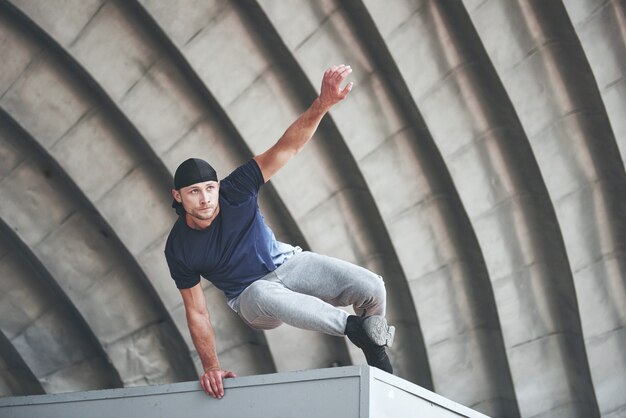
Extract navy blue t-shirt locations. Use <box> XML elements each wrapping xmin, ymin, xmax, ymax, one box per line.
<box><xmin>164</xmin><ymin>159</ymin><xmax>295</xmax><ymax>299</ymax></box>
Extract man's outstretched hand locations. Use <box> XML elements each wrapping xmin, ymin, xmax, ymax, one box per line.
<box><xmin>200</xmin><ymin>368</ymin><xmax>236</xmax><ymax>399</ymax></box>
<box><xmin>318</xmin><ymin>64</ymin><xmax>353</xmax><ymax>111</ymax></box>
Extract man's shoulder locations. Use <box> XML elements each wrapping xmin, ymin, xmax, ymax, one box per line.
<box><xmin>221</xmin><ymin>159</ymin><xmax>261</xmax><ymax>181</ymax></box>
<box><xmin>220</xmin><ymin>159</ymin><xmax>264</xmax><ymax>198</ymax></box>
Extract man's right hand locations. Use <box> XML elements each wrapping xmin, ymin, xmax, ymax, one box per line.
<box><xmin>200</xmin><ymin>368</ymin><xmax>236</xmax><ymax>399</ymax></box>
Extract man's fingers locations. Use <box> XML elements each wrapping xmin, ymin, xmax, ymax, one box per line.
<box><xmin>320</xmin><ymin>64</ymin><xmax>353</xmax><ymax>106</ymax></box>
<box><xmin>340</xmin><ymin>82</ymin><xmax>353</xmax><ymax>98</ymax></box>
<box><xmin>329</xmin><ymin>64</ymin><xmax>349</xmax><ymax>82</ymax></box>
<box><xmin>214</xmin><ymin>374</ymin><xmax>224</xmax><ymax>398</ymax></box>
<box><xmin>329</xmin><ymin>65</ymin><xmax>352</xmax><ymax>92</ymax></box>
<box><xmin>338</xmin><ymin>65</ymin><xmax>352</xmax><ymax>78</ymax></box>
<box><xmin>201</xmin><ymin>374</ymin><xmax>215</xmax><ymax>397</ymax></box>
<box><xmin>208</xmin><ymin>374</ymin><xmax>220</xmax><ymax>398</ymax></box>
<box><xmin>199</xmin><ymin>369</ymin><xmax>237</xmax><ymax>399</ymax></box>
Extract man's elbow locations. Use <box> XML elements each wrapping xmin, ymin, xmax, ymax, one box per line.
<box><xmin>185</xmin><ymin>305</ymin><xmax>210</xmax><ymax>324</ymax></box>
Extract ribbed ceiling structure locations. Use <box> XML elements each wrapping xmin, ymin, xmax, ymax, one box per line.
<box><xmin>1</xmin><ymin>1</ymin><xmax>625</xmax><ymax>417</ymax></box>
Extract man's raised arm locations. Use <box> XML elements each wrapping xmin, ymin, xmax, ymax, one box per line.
<box><xmin>180</xmin><ymin>282</ymin><xmax>236</xmax><ymax>399</ymax></box>
<box><xmin>254</xmin><ymin>64</ymin><xmax>353</xmax><ymax>182</ymax></box>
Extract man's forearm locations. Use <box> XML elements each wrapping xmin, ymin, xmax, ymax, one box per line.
<box><xmin>187</xmin><ymin>311</ymin><xmax>220</xmax><ymax>371</ymax></box>
<box><xmin>276</xmin><ymin>97</ymin><xmax>329</xmax><ymax>156</ymax></box>
<box><xmin>254</xmin><ymin>64</ymin><xmax>352</xmax><ymax>182</ymax></box>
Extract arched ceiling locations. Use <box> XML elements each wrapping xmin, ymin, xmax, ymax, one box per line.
<box><xmin>1</xmin><ymin>1</ymin><xmax>625</xmax><ymax>417</ymax></box>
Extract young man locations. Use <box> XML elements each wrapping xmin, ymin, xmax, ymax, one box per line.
<box><xmin>165</xmin><ymin>65</ymin><xmax>395</xmax><ymax>399</ymax></box>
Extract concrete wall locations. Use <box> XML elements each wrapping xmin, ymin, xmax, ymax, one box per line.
<box><xmin>0</xmin><ymin>1</ymin><xmax>624</xmax><ymax>417</ymax></box>
<box><xmin>0</xmin><ymin>366</ymin><xmax>488</xmax><ymax>418</ymax></box>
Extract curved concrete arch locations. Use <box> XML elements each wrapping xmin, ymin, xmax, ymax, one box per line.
<box><xmin>1</xmin><ymin>2</ymin><xmax>202</xmax><ymax>382</ymax></box>
<box><xmin>0</xmin><ymin>330</ymin><xmax>43</xmax><ymax>397</ymax></box>
<box><xmin>6</xmin><ymin>0</ymin><xmax>331</xmax><ymax>374</ymax></box>
<box><xmin>366</xmin><ymin>1</ymin><xmax>599</xmax><ymax>417</ymax></box>
<box><xmin>247</xmin><ymin>0</ymin><xmax>517</xmax><ymax>415</ymax></box>
<box><xmin>559</xmin><ymin>0</ymin><xmax>626</xmax><ymax>167</ymax></box>
<box><xmin>465</xmin><ymin>1</ymin><xmax>626</xmax><ymax>416</ymax></box>
<box><xmin>2</xmin><ymin>0</ymin><xmax>624</xmax><ymax>413</ymax></box>
<box><xmin>7</xmin><ymin>0</ymin><xmax>273</xmax><ymax>377</ymax></box>
<box><xmin>0</xmin><ymin>219</ymin><xmax>122</xmax><ymax>393</ymax></box>
<box><xmin>0</xmin><ymin>69</ymin><xmax>194</xmax><ymax>390</ymax></box>
<box><xmin>137</xmin><ymin>0</ymin><xmax>432</xmax><ymax>386</ymax></box>
<box><xmin>3</xmin><ymin>0</ymin><xmax>275</xmax><ymax>377</ymax></box>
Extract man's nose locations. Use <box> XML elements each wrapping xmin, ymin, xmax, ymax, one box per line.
<box><xmin>200</xmin><ymin>190</ymin><xmax>211</xmax><ymax>203</ymax></box>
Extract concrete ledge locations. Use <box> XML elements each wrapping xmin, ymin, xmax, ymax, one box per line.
<box><xmin>0</xmin><ymin>366</ymin><xmax>489</xmax><ymax>417</ymax></box>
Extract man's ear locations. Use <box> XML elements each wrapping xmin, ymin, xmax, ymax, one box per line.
<box><xmin>171</xmin><ymin>189</ymin><xmax>182</xmax><ymax>203</ymax></box>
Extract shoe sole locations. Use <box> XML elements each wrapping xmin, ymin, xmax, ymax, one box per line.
<box><xmin>363</xmin><ymin>316</ymin><xmax>395</xmax><ymax>347</ymax></box>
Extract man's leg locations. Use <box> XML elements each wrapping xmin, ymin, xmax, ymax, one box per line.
<box><xmin>269</xmin><ymin>251</ymin><xmax>394</xmax><ymax>373</ymax></box>
<box><xmin>236</xmin><ymin>274</ymin><xmax>349</xmax><ymax>335</ymax></box>
<box><xmin>273</xmin><ymin>251</ymin><xmax>387</xmax><ymax>317</ymax></box>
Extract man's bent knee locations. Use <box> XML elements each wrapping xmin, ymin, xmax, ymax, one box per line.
<box><xmin>373</xmin><ymin>275</ymin><xmax>386</xmax><ymax>301</ymax></box>
<box><xmin>362</xmin><ymin>274</ymin><xmax>386</xmax><ymax>303</ymax></box>
<box><xmin>358</xmin><ymin>275</ymin><xmax>387</xmax><ymax>316</ymax></box>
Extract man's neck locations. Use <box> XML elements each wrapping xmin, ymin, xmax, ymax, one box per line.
<box><xmin>185</xmin><ymin>205</ymin><xmax>220</xmax><ymax>230</ymax></box>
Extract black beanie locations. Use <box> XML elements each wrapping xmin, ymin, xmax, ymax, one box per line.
<box><xmin>174</xmin><ymin>158</ymin><xmax>217</xmax><ymax>189</ymax></box>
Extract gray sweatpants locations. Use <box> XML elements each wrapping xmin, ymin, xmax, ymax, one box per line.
<box><xmin>229</xmin><ymin>251</ymin><xmax>387</xmax><ymax>336</ymax></box>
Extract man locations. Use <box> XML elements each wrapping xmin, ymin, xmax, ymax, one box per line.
<box><xmin>165</xmin><ymin>65</ymin><xmax>395</xmax><ymax>399</ymax></box>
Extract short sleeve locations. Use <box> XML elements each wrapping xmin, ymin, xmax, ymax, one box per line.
<box><xmin>221</xmin><ymin>159</ymin><xmax>264</xmax><ymax>199</ymax></box>
<box><xmin>165</xmin><ymin>252</ymin><xmax>200</xmax><ymax>289</ymax></box>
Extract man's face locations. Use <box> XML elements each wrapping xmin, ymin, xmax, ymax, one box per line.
<box><xmin>172</xmin><ymin>180</ymin><xmax>220</xmax><ymax>221</ymax></box>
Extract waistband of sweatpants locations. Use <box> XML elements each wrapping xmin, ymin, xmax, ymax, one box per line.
<box><xmin>226</xmin><ymin>246</ymin><xmax>303</xmax><ymax>312</ymax></box>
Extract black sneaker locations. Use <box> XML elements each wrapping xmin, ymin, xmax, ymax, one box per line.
<box><xmin>362</xmin><ymin>344</ymin><xmax>393</xmax><ymax>374</ymax></box>
<box><xmin>345</xmin><ymin>315</ymin><xmax>395</xmax><ymax>374</ymax></box>
<box><xmin>345</xmin><ymin>315</ymin><xmax>395</xmax><ymax>348</ymax></box>
<box><xmin>363</xmin><ymin>316</ymin><xmax>395</xmax><ymax>347</ymax></box>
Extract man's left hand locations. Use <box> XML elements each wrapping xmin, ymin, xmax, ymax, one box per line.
<box><xmin>318</xmin><ymin>64</ymin><xmax>353</xmax><ymax>110</ymax></box>
<box><xmin>200</xmin><ymin>368</ymin><xmax>236</xmax><ymax>399</ymax></box>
